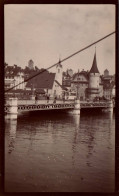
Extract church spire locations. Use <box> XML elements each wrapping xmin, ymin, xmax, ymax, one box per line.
<box><xmin>56</xmin><ymin>56</ymin><xmax>62</xmax><ymax>68</ymax></box>
<box><xmin>59</xmin><ymin>56</ymin><xmax>61</xmax><ymax>64</ymax></box>
<box><xmin>90</xmin><ymin>51</ymin><xmax>99</xmax><ymax>74</ymax></box>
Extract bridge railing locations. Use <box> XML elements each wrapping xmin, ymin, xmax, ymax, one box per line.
<box><xmin>5</xmin><ymin>98</ymin><xmax>109</xmax><ymax>106</ymax></box>
<box><xmin>5</xmin><ymin>99</ymin><xmax>75</xmax><ymax>106</ymax></box>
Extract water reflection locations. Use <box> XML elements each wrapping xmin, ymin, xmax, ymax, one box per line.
<box><xmin>6</xmin><ymin>120</ymin><xmax>17</xmax><ymax>154</ymax></box>
<box><xmin>5</xmin><ymin>110</ymin><xmax>115</xmax><ymax>192</ymax></box>
<box><xmin>71</xmin><ymin>114</ymin><xmax>80</xmax><ymax>166</ymax></box>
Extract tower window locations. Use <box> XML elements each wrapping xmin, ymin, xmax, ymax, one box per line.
<box><xmin>58</xmin><ymin>69</ymin><xmax>60</xmax><ymax>73</ymax></box>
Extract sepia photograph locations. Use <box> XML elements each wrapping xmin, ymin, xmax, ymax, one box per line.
<box><xmin>4</xmin><ymin>4</ymin><xmax>116</xmax><ymax>192</ymax></box>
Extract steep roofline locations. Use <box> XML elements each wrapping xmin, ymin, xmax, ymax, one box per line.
<box><xmin>90</xmin><ymin>52</ymin><xmax>100</xmax><ymax>74</ymax></box>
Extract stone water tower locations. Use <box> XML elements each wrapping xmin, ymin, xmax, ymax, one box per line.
<box><xmin>88</xmin><ymin>52</ymin><xmax>100</xmax><ymax>99</ymax></box>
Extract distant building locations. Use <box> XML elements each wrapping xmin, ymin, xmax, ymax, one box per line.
<box><xmin>5</xmin><ymin>64</ymin><xmax>25</xmax><ymax>90</ymax></box>
<box><xmin>26</xmin><ymin>61</ymin><xmax>64</xmax><ymax>98</ymax></box>
<box><xmin>28</xmin><ymin>59</ymin><xmax>34</xmax><ymax>70</ymax></box>
<box><xmin>103</xmin><ymin>80</ymin><xmax>115</xmax><ymax>100</ymax></box>
<box><xmin>71</xmin><ymin>70</ymin><xmax>89</xmax><ymax>100</ymax></box>
<box><xmin>104</xmin><ymin>69</ymin><xmax>109</xmax><ymax>76</ymax></box>
<box><xmin>62</xmin><ymin>70</ymin><xmax>72</xmax><ymax>90</ymax></box>
<box><xmin>5</xmin><ymin>57</ymin><xmax>115</xmax><ymax>100</ymax></box>
<box><xmin>69</xmin><ymin>52</ymin><xmax>104</xmax><ymax>100</ymax></box>
<box><xmin>67</xmin><ymin>69</ymin><xmax>73</xmax><ymax>77</ymax></box>
<box><xmin>102</xmin><ymin>69</ymin><xmax>115</xmax><ymax>99</ymax></box>
<box><xmin>102</xmin><ymin>69</ymin><xmax>114</xmax><ymax>83</ymax></box>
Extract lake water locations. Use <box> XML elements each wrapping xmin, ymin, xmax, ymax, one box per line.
<box><xmin>5</xmin><ymin>110</ymin><xmax>115</xmax><ymax>192</ymax></box>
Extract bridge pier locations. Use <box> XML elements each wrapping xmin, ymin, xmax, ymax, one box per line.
<box><xmin>8</xmin><ymin>120</ymin><xmax>17</xmax><ymax>153</ymax></box>
<box><xmin>107</xmin><ymin>100</ymin><xmax>113</xmax><ymax>112</ymax></box>
<box><xmin>74</xmin><ymin>99</ymin><xmax>80</xmax><ymax>114</ymax></box>
<box><xmin>69</xmin><ymin>99</ymin><xmax>80</xmax><ymax>115</ymax></box>
<box><xmin>102</xmin><ymin>100</ymin><xmax>113</xmax><ymax>113</ymax></box>
<box><xmin>5</xmin><ymin>98</ymin><xmax>18</xmax><ymax>120</ymax></box>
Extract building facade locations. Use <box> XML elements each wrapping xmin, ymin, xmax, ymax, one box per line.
<box><xmin>62</xmin><ymin>70</ymin><xmax>72</xmax><ymax>91</ymax></box>
<box><xmin>5</xmin><ymin>57</ymin><xmax>115</xmax><ymax>100</ymax></box>
<box><xmin>5</xmin><ymin>64</ymin><xmax>25</xmax><ymax>90</ymax></box>
<box><xmin>103</xmin><ymin>81</ymin><xmax>115</xmax><ymax>100</ymax></box>
<box><xmin>71</xmin><ymin>70</ymin><xmax>89</xmax><ymax>100</ymax></box>
<box><xmin>26</xmin><ymin>61</ymin><xmax>64</xmax><ymax>99</ymax></box>
<box><xmin>102</xmin><ymin>69</ymin><xmax>115</xmax><ymax>100</ymax></box>
<box><xmin>63</xmin><ymin>52</ymin><xmax>105</xmax><ymax>100</ymax></box>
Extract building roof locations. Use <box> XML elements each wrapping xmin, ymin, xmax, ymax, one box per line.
<box><xmin>8</xmin><ymin>89</ymin><xmax>31</xmax><ymax>93</ymax></box>
<box><xmin>72</xmin><ymin>71</ymin><xmax>89</xmax><ymax>80</ymax></box>
<box><xmin>104</xmin><ymin>69</ymin><xmax>109</xmax><ymax>72</ymax></box>
<box><xmin>26</xmin><ymin>71</ymin><xmax>56</xmax><ymax>89</ymax></box>
<box><xmin>79</xmin><ymin>70</ymin><xmax>89</xmax><ymax>79</ymax></box>
<box><xmin>66</xmin><ymin>69</ymin><xmax>73</xmax><ymax>77</ymax></box>
<box><xmin>90</xmin><ymin>52</ymin><xmax>99</xmax><ymax>74</ymax></box>
<box><xmin>5</xmin><ymin>65</ymin><xmax>24</xmax><ymax>76</ymax></box>
<box><xmin>29</xmin><ymin>59</ymin><xmax>33</xmax><ymax>63</ymax></box>
<box><xmin>63</xmin><ymin>71</ymin><xmax>72</xmax><ymax>79</ymax></box>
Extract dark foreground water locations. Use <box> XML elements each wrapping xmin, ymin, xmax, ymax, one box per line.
<box><xmin>5</xmin><ymin>110</ymin><xmax>115</xmax><ymax>192</ymax></box>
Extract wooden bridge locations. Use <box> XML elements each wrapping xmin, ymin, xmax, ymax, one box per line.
<box><xmin>5</xmin><ymin>98</ymin><xmax>114</xmax><ymax>119</ymax></box>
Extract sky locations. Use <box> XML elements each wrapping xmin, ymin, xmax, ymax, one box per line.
<box><xmin>4</xmin><ymin>4</ymin><xmax>115</xmax><ymax>75</ymax></box>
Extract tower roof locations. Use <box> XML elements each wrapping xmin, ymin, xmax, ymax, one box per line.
<box><xmin>56</xmin><ymin>59</ymin><xmax>62</xmax><ymax>68</ymax></box>
<box><xmin>90</xmin><ymin>52</ymin><xmax>99</xmax><ymax>74</ymax></box>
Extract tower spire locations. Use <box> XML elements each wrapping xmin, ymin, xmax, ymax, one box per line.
<box><xmin>95</xmin><ymin>45</ymin><xmax>96</xmax><ymax>53</ymax></box>
<box><xmin>56</xmin><ymin>55</ymin><xmax>62</xmax><ymax>68</ymax></box>
<box><xmin>90</xmin><ymin>50</ymin><xmax>99</xmax><ymax>74</ymax></box>
<box><xmin>59</xmin><ymin>54</ymin><xmax>61</xmax><ymax>63</ymax></box>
